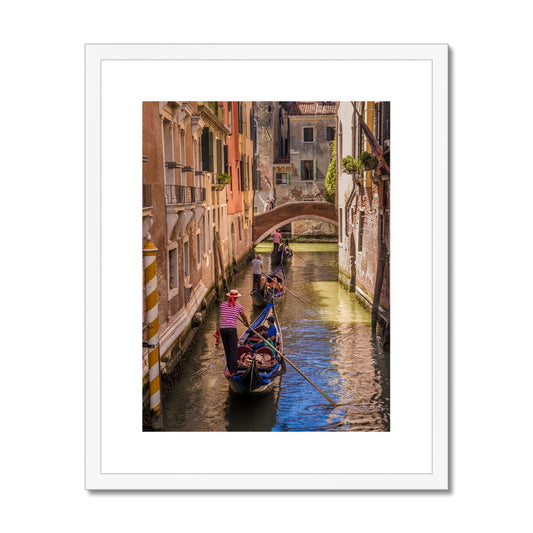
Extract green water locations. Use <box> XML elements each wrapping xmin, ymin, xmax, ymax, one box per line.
<box><xmin>162</xmin><ymin>244</ymin><xmax>389</xmax><ymax>431</ymax></box>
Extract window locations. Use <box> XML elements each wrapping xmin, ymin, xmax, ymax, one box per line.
<box><xmin>180</xmin><ymin>130</ymin><xmax>186</xmax><ymax>166</ymax></box>
<box><xmin>169</xmin><ymin>248</ymin><xmax>178</xmax><ymax>290</ymax></box>
<box><xmin>303</xmin><ymin>127</ymin><xmax>314</xmax><ymax>142</ymax></box>
<box><xmin>338</xmin><ymin>207</ymin><xmax>344</xmax><ymax>244</ymax></box>
<box><xmin>201</xmin><ymin>128</ymin><xmax>213</xmax><ymax>172</ymax></box>
<box><xmin>223</xmin><ymin>144</ymin><xmax>228</xmax><ymax>174</ymax></box>
<box><xmin>301</xmin><ymin>160</ymin><xmax>316</xmax><ymax>180</ymax></box>
<box><xmin>238</xmin><ymin>103</ymin><xmax>243</xmax><ymax>134</ymax></box>
<box><xmin>216</xmin><ymin>139</ymin><xmax>222</xmax><ymax>174</ymax></box>
<box><xmin>276</xmin><ymin>172</ymin><xmax>289</xmax><ymax>184</ymax></box>
<box><xmin>202</xmin><ymin>216</ymin><xmax>206</xmax><ymax>254</ymax></box>
<box><xmin>183</xmin><ymin>240</ymin><xmax>190</xmax><ymax>277</ymax></box>
<box><xmin>358</xmin><ymin>211</ymin><xmax>365</xmax><ymax>252</ymax></box>
<box><xmin>196</xmin><ymin>233</ymin><xmax>201</xmax><ymax>265</ymax></box>
<box><xmin>326</xmin><ymin>126</ymin><xmax>335</xmax><ymax>142</ymax></box>
<box><xmin>163</xmin><ymin>119</ymin><xmax>174</xmax><ymax>185</ymax></box>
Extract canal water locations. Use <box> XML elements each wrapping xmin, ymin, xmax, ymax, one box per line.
<box><xmin>162</xmin><ymin>243</ymin><xmax>390</xmax><ymax>432</ymax></box>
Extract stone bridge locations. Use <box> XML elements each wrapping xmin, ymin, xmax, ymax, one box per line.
<box><xmin>252</xmin><ymin>201</ymin><xmax>338</xmax><ymax>243</ymax></box>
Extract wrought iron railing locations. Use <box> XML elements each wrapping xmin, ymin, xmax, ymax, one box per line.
<box><xmin>165</xmin><ymin>185</ymin><xmax>206</xmax><ymax>205</ymax></box>
<box><xmin>273</xmin><ymin>156</ymin><xmax>290</xmax><ymax>164</ymax></box>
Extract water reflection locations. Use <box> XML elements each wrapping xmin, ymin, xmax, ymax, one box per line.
<box><xmin>162</xmin><ymin>244</ymin><xmax>389</xmax><ymax>432</ymax></box>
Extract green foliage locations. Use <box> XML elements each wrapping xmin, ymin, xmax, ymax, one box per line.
<box><xmin>217</xmin><ymin>173</ymin><xmax>232</xmax><ymax>184</ymax></box>
<box><xmin>341</xmin><ymin>155</ymin><xmax>364</xmax><ymax>174</ymax></box>
<box><xmin>325</xmin><ymin>140</ymin><xmax>336</xmax><ymax>203</ymax></box>
<box><xmin>360</xmin><ymin>151</ymin><xmax>378</xmax><ymax>170</ymax></box>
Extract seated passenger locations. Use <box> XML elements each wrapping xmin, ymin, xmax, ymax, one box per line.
<box><xmin>266</xmin><ymin>316</ymin><xmax>277</xmax><ymax>345</ymax></box>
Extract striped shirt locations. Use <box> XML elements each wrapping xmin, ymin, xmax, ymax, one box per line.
<box><xmin>220</xmin><ymin>301</ymin><xmax>244</xmax><ymax>328</ymax></box>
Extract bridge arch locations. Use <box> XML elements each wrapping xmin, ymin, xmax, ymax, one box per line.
<box><xmin>253</xmin><ymin>201</ymin><xmax>338</xmax><ymax>244</ymax></box>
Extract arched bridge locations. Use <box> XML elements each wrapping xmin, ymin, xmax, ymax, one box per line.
<box><xmin>253</xmin><ymin>201</ymin><xmax>338</xmax><ymax>244</ymax></box>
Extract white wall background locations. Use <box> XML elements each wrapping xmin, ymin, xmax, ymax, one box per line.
<box><xmin>2</xmin><ymin>1</ymin><xmax>531</xmax><ymax>532</ymax></box>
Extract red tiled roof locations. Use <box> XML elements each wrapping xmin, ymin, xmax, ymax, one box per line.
<box><xmin>287</xmin><ymin>101</ymin><xmax>336</xmax><ymax>116</ymax></box>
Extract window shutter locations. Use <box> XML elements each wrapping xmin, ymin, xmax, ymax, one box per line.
<box><xmin>313</xmin><ymin>160</ymin><xmax>316</xmax><ymax>180</ymax></box>
<box><xmin>301</xmin><ymin>160</ymin><xmax>305</xmax><ymax>180</ymax></box>
<box><xmin>208</xmin><ymin>131</ymin><xmax>214</xmax><ymax>172</ymax></box>
<box><xmin>216</xmin><ymin>139</ymin><xmax>222</xmax><ymax>174</ymax></box>
<box><xmin>223</xmin><ymin>144</ymin><xmax>228</xmax><ymax>173</ymax></box>
<box><xmin>201</xmin><ymin>128</ymin><xmax>210</xmax><ymax>171</ymax></box>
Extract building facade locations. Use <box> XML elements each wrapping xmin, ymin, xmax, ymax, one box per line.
<box><xmin>142</xmin><ymin>101</ymin><xmax>254</xmax><ymax>388</ymax></box>
<box><xmin>336</xmin><ymin>101</ymin><xmax>390</xmax><ymax>327</ymax></box>
<box><xmin>278</xmin><ymin>101</ymin><xmax>337</xmax><ymax>237</ymax></box>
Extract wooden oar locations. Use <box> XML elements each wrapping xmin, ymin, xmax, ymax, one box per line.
<box><xmin>265</xmin><ymin>274</ymin><xmax>309</xmax><ymax>307</ymax></box>
<box><xmin>238</xmin><ymin>317</ymin><xmax>337</xmax><ymax>407</ymax></box>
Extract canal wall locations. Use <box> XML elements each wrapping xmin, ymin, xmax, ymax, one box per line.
<box><xmin>143</xmin><ymin>245</ymin><xmax>255</xmax><ymax>429</ymax></box>
<box><xmin>338</xmin><ymin>265</ymin><xmax>390</xmax><ymax>328</ymax></box>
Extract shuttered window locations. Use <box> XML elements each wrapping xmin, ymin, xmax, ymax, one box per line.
<box><xmin>326</xmin><ymin>126</ymin><xmax>335</xmax><ymax>141</ymax></box>
<box><xmin>223</xmin><ymin>144</ymin><xmax>228</xmax><ymax>174</ymax></box>
<box><xmin>301</xmin><ymin>160</ymin><xmax>316</xmax><ymax>180</ymax></box>
<box><xmin>216</xmin><ymin>139</ymin><xmax>222</xmax><ymax>174</ymax></box>
<box><xmin>276</xmin><ymin>172</ymin><xmax>289</xmax><ymax>184</ymax></box>
<box><xmin>201</xmin><ymin>128</ymin><xmax>213</xmax><ymax>172</ymax></box>
<box><xmin>303</xmin><ymin>127</ymin><xmax>314</xmax><ymax>142</ymax></box>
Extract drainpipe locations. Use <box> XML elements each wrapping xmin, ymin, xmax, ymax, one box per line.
<box><xmin>143</xmin><ymin>234</ymin><xmax>163</xmax><ymax>430</ymax></box>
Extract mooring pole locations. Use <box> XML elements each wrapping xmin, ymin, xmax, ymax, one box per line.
<box><xmin>143</xmin><ymin>234</ymin><xmax>163</xmax><ymax>430</ymax></box>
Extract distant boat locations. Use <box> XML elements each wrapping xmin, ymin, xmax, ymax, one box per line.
<box><xmin>250</xmin><ymin>263</ymin><xmax>285</xmax><ymax>307</ymax></box>
<box><xmin>271</xmin><ymin>240</ymin><xmax>293</xmax><ymax>266</ymax></box>
<box><xmin>224</xmin><ymin>302</ymin><xmax>286</xmax><ymax>396</ymax></box>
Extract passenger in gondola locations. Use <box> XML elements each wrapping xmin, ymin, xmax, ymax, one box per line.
<box><xmin>266</xmin><ymin>316</ymin><xmax>277</xmax><ymax>344</ymax></box>
<box><xmin>268</xmin><ymin>275</ymin><xmax>283</xmax><ymax>293</ymax></box>
<box><xmin>220</xmin><ymin>289</ymin><xmax>250</xmax><ymax>376</ymax></box>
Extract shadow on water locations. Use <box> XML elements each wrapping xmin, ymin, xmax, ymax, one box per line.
<box><xmin>224</xmin><ymin>387</ymin><xmax>280</xmax><ymax>432</ymax></box>
<box><xmin>162</xmin><ymin>243</ymin><xmax>390</xmax><ymax>432</ymax></box>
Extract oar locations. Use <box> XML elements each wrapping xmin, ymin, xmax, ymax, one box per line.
<box><xmin>237</xmin><ymin>317</ymin><xmax>337</xmax><ymax>407</ymax></box>
<box><xmin>265</xmin><ymin>274</ymin><xmax>309</xmax><ymax>307</ymax></box>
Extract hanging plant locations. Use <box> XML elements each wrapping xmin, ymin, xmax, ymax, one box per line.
<box><xmin>342</xmin><ymin>155</ymin><xmax>364</xmax><ymax>174</ymax></box>
<box><xmin>360</xmin><ymin>151</ymin><xmax>379</xmax><ymax>170</ymax></box>
<box><xmin>217</xmin><ymin>173</ymin><xmax>232</xmax><ymax>184</ymax></box>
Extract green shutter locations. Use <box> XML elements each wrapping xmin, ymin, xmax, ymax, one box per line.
<box><xmin>208</xmin><ymin>131</ymin><xmax>214</xmax><ymax>172</ymax></box>
<box><xmin>216</xmin><ymin>139</ymin><xmax>222</xmax><ymax>174</ymax></box>
<box><xmin>201</xmin><ymin>128</ymin><xmax>209</xmax><ymax>171</ymax></box>
<box><xmin>313</xmin><ymin>160</ymin><xmax>316</xmax><ymax>180</ymax></box>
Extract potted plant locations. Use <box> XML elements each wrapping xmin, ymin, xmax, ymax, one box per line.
<box><xmin>341</xmin><ymin>155</ymin><xmax>364</xmax><ymax>175</ymax></box>
<box><xmin>359</xmin><ymin>151</ymin><xmax>379</xmax><ymax>171</ymax></box>
<box><xmin>217</xmin><ymin>173</ymin><xmax>232</xmax><ymax>184</ymax></box>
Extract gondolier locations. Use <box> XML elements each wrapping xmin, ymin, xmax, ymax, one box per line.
<box><xmin>251</xmin><ymin>254</ymin><xmax>263</xmax><ymax>292</ymax></box>
<box><xmin>225</xmin><ymin>302</ymin><xmax>286</xmax><ymax>395</ymax></box>
<box><xmin>271</xmin><ymin>228</ymin><xmax>282</xmax><ymax>254</ymax></box>
<box><xmin>220</xmin><ymin>289</ymin><xmax>250</xmax><ymax>375</ymax></box>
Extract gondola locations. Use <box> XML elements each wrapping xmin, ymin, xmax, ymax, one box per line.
<box><xmin>224</xmin><ymin>302</ymin><xmax>286</xmax><ymax>396</ymax></box>
<box><xmin>250</xmin><ymin>263</ymin><xmax>285</xmax><ymax>307</ymax></box>
<box><xmin>271</xmin><ymin>240</ymin><xmax>293</xmax><ymax>266</ymax></box>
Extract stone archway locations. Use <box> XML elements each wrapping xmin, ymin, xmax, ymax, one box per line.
<box><xmin>253</xmin><ymin>201</ymin><xmax>338</xmax><ymax>243</ymax></box>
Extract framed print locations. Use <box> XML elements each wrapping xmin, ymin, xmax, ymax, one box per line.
<box><xmin>85</xmin><ymin>43</ymin><xmax>448</xmax><ymax>490</ymax></box>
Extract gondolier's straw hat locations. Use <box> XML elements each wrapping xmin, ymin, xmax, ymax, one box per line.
<box><xmin>226</xmin><ymin>289</ymin><xmax>242</xmax><ymax>298</ymax></box>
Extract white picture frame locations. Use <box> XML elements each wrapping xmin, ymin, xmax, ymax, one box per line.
<box><xmin>85</xmin><ymin>43</ymin><xmax>448</xmax><ymax>490</ymax></box>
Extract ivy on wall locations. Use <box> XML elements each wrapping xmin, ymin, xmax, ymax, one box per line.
<box><xmin>325</xmin><ymin>139</ymin><xmax>336</xmax><ymax>204</ymax></box>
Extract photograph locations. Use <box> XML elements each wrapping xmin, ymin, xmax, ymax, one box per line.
<box><xmin>142</xmin><ymin>101</ymin><xmax>391</xmax><ymax>432</ymax></box>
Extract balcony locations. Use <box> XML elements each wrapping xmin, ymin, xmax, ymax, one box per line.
<box><xmin>273</xmin><ymin>156</ymin><xmax>290</xmax><ymax>164</ymax></box>
<box><xmin>165</xmin><ymin>185</ymin><xmax>206</xmax><ymax>205</ymax></box>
